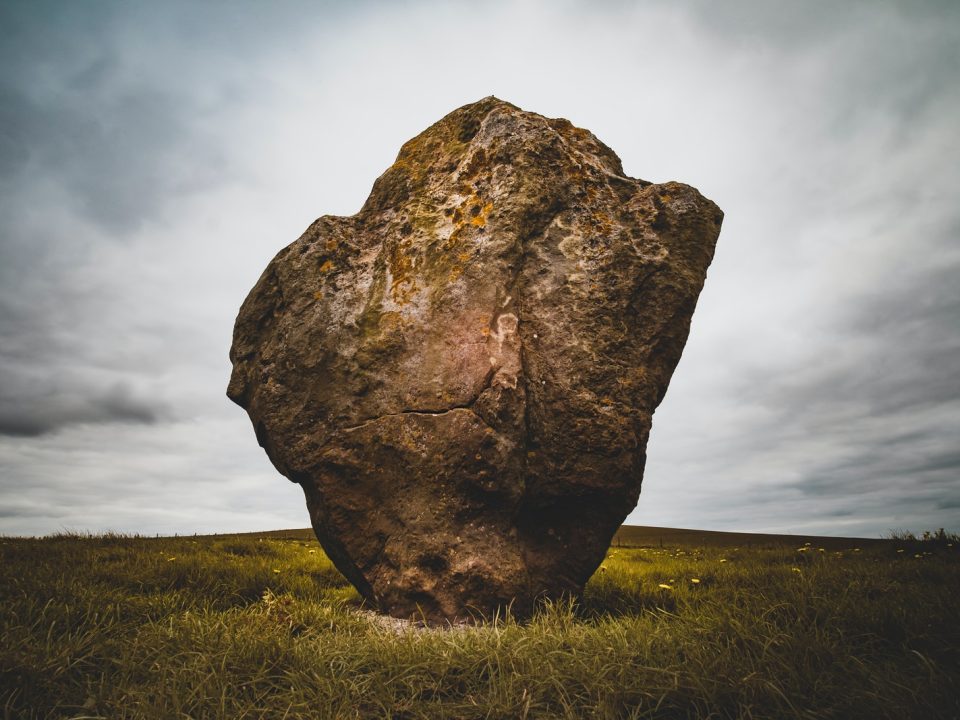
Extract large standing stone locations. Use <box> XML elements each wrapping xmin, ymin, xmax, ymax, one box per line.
<box><xmin>228</xmin><ymin>97</ymin><xmax>722</xmax><ymax>624</ymax></box>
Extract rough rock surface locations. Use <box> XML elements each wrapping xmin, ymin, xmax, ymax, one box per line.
<box><xmin>228</xmin><ymin>97</ymin><xmax>722</xmax><ymax>624</ymax></box>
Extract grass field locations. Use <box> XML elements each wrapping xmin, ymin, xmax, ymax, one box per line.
<box><xmin>2</xmin><ymin>526</ymin><xmax>958</xmax><ymax>719</ymax></box>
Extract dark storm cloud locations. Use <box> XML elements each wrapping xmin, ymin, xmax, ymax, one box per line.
<box><xmin>0</xmin><ymin>503</ymin><xmax>68</xmax><ymax>520</ymax></box>
<box><xmin>0</xmin><ymin>381</ymin><xmax>160</xmax><ymax>438</ymax></box>
<box><xmin>753</xmin><ymin>299</ymin><xmax>959</xmax><ymax>425</ymax></box>
<box><xmin>753</xmin><ymin>255</ymin><xmax>960</xmax><ymax>491</ymax></box>
<box><xmin>668</xmin><ymin>242</ymin><xmax>960</xmax><ymax>519</ymax></box>
<box><xmin>787</xmin><ymin>448</ymin><xmax>960</xmax><ymax>499</ymax></box>
<box><xmin>0</xmin><ymin>250</ymin><xmax>167</xmax><ymax>437</ymax></box>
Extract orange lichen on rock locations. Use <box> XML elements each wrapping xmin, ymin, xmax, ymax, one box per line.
<box><xmin>470</xmin><ymin>202</ymin><xmax>494</xmax><ymax>228</ymax></box>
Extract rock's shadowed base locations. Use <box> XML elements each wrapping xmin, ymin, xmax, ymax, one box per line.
<box><xmin>228</xmin><ymin>98</ymin><xmax>722</xmax><ymax>624</ymax></box>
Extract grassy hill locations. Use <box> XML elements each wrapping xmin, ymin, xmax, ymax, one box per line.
<box><xmin>1</xmin><ymin>526</ymin><xmax>957</xmax><ymax>718</ymax></box>
<box><xmin>222</xmin><ymin>523</ymin><xmax>893</xmax><ymax>550</ymax></box>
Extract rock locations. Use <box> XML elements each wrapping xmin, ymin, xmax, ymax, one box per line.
<box><xmin>228</xmin><ymin>97</ymin><xmax>722</xmax><ymax>624</ymax></box>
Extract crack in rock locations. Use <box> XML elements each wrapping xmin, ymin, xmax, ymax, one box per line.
<box><xmin>342</xmin><ymin>405</ymin><xmax>491</xmax><ymax>434</ymax></box>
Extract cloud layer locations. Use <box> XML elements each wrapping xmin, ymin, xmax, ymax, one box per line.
<box><xmin>1</xmin><ymin>0</ymin><xmax>957</xmax><ymax>537</ymax></box>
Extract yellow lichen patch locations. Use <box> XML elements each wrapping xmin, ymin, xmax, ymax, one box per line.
<box><xmin>319</xmin><ymin>260</ymin><xmax>335</xmax><ymax>273</ymax></box>
<box><xmin>440</xmin><ymin>193</ymin><xmax>495</xmax><ymax>252</ymax></box>
<box><xmin>470</xmin><ymin>202</ymin><xmax>494</xmax><ymax>228</ymax></box>
<box><xmin>313</xmin><ymin>290</ymin><xmax>323</xmax><ymax>301</ymax></box>
<box><xmin>390</xmin><ymin>277</ymin><xmax>419</xmax><ymax>305</ymax></box>
<box><xmin>387</xmin><ymin>240</ymin><xmax>420</xmax><ymax>305</ymax></box>
<box><xmin>409</xmin><ymin>203</ymin><xmax>441</xmax><ymax>234</ymax></box>
<box><xmin>325</xmin><ymin>239</ymin><xmax>337</xmax><ymax>251</ymax></box>
<box><xmin>591</xmin><ymin>211</ymin><xmax>614</xmax><ymax>236</ymax></box>
<box><xmin>457</xmin><ymin>251</ymin><xmax>473</xmax><ymax>263</ymax></box>
<box><xmin>452</xmin><ymin>194</ymin><xmax>494</xmax><ymax>231</ymax></box>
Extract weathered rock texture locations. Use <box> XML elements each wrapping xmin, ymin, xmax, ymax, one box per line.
<box><xmin>228</xmin><ymin>97</ymin><xmax>722</xmax><ymax>624</ymax></box>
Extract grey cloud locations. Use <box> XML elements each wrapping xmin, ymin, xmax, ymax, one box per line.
<box><xmin>901</xmin><ymin>451</ymin><xmax>960</xmax><ymax>478</ymax></box>
<box><xmin>0</xmin><ymin>381</ymin><xmax>161</xmax><ymax>437</ymax></box>
<box><xmin>0</xmin><ymin>33</ymin><xmax>228</xmax><ymax>235</ymax></box>
<box><xmin>1</xmin><ymin>0</ymin><xmax>958</xmax><ymax>536</ymax></box>
<box><xmin>806</xmin><ymin>305</ymin><xmax>953</xmax><ymax>421</ymax></box>
<box><xmin>787</xmin><ymin>445</ymin><xmax>960</xmax><ymax>499</ymax></box>
<box><xmin>683</xmin><ymin>0</ymin><xmax>960</xmax><ymax>48</ymax></box>
<box><xmin>0</xmin><ymin>0</ymin><xmax>354</xmax><ymax>238</ymax></box>
<box><xmin>720</xmin><ymin>222</ymin><xmax>960</xmax><ymax>500</ymax></box>
<box><xmin>635</xmin><ymin>41</ymin><xmax>960</xmax><ymax>533</ymax></box>
<box><xmin>0</xmin><ymin>503</ymin><xmax>69</xmax><ymax>520</ymax></box>
<box><xmin>0</xmin><ymin>0</ymin><xmax>282</xmax><ymax>445</ymax></box>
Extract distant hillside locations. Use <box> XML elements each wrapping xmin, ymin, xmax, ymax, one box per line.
<box><xmin>611</xmin><ymin>525</ymin><xmax>885</xmax><ymax>549</ymax></box>
<box><xmin>210</xmin><ymin>525</ymin><xmax>886</xmax><ymax>550</ymax></box>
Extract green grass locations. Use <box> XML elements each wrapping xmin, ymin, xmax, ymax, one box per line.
<box><xmin>1</xmin><ymin>530</ymin><xmax>958</xmax><ymax>719</ymax></box>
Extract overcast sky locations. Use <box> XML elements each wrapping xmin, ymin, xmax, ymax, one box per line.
<box><xmin>1</xmin><ymin>0</ymin><xmax>958</xmax><ymax>538</ymax></box>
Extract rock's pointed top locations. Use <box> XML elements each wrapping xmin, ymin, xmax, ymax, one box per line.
<box><xmin>360</xmin><ymin>96</ymin><xmax>629</xmax><ymax>216</ymax></box>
